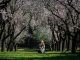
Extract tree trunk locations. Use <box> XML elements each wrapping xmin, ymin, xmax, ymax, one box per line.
<box><xmin>62</xmin><ymin>40</ymin><xmax>65</xmax><ymax>51</ymax></box>
<box><xmin>71</xmin><ymin>38</ymin><xmax>76</xmax><ymax>53</ymax></box>
<box><xmin>67</xmin><ymin>37</ymin><xmax>70</xmax><ymax>51</ymax></box>
<box><xmin>71</xmin><ymin>28</ymin><xmax>77</xmax><ymax>53</ymax></box>
<box><xmin>1</xmin><ymin>40</ymin><xmax>5</xmax><ymax>52</ymax></box>
<box><xmin>66</xmin><ymin>32</ymin><xmax>70</xmax><ymax>51</ymax></box>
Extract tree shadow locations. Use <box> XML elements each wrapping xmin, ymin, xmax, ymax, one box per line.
<box><xmin>0</xmin><ymin>54</ymin><xmax>80</xmax><ymax>60</ymax></box>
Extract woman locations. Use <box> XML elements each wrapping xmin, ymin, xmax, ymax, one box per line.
<box><xmin>39</xmin><ymin>40</ymin><xmax>45</xmax><ymax>53</ymax></box>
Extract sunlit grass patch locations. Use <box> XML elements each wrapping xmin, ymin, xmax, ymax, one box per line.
<box><xmin>0</xmin><ymin>50</ymin><xmax>80</xmax><ymax>60</ymax></box>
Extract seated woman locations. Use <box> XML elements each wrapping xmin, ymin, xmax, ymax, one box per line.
<box><xmin>38</xmin><ymin>40</ymin><xmax>45</xmax><ymax>53</ymax></box>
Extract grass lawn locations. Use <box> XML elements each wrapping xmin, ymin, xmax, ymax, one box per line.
<box><xmin>0</xmin><ymin>49</ymin><xmax>80</xmax><ymax>60</ymax></box>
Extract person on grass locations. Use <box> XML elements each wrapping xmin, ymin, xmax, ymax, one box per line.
<box><xmin>38</xmin><ymin>40</ymin><xmax>45</xmax><ymax>53</ymax></box>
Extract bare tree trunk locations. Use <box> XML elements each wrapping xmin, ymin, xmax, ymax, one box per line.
<box><xmin>67</xmin><ymin>35</ymin><xmax>70</xmax><ymax>51</ymax></box>
<box><xmin>1</xmin><ymin>40</ymin><xmax>5</xmax><ymax>52</ymax></box>
<box><xmin>62</xmin><ymin>40</ymin><xmax>65</xmax><ymax>51</ymax></box>
<box><xmin>71</xmin><ymin>28</ymin><xmax>77</xmax><ymax>53</ymax></box>
<box><xmin>14</xmin><ymin>43</ymin><xmax>17</xmax><ymax>51</ymax></box>
<box><xmin>72</xmin><ymin>37</ymin><xmax>76</xmax><ymax>53</ymax></box>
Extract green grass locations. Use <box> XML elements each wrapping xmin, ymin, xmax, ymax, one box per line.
<box><xmin>0</xmin><ymin>49</ymin><xmax>80</xmax><ymax>60</ymax></box>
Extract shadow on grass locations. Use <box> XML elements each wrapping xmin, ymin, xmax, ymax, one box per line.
<box><xmin>0</xmin><ymin>55</ymin><xmax>80</xmax><ymax>60</ymax></box>
<box><xmin>0</xmin><ymin>51</ymin><xmax>80</xmax><ymax>60</ymax></box>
